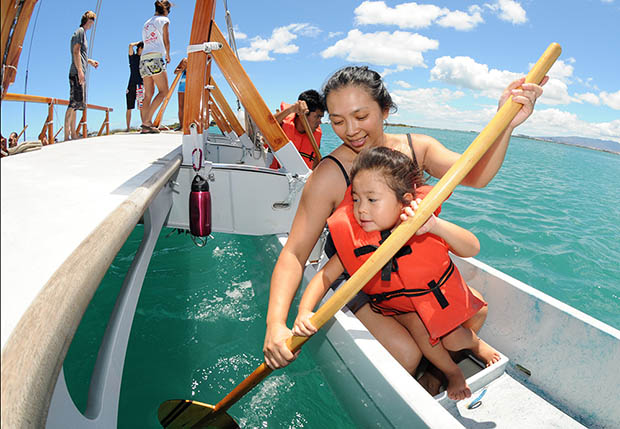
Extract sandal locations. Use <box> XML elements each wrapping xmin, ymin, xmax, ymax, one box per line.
<box><xmin>148</xmin><ymin>126</ymin><xmax>160</xmax><ymax>134</ymax></box>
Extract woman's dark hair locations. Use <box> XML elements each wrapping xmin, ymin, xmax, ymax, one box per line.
<box><xmin>155</xmin><ymin>1</ymin><xmax>172</xmax><ymax>15</ymax></box>
<box><xmin>298</xmin><ymin>89</ymin><xmax>325</xmax><ymax>113</ymax></box>
<box><xmin>350</xmin><ymin>146</ymin><xmax>424</xmax><ymax>203</ymax></box>
<box><xmin>322</xmin><ymin>66</ymin><xmax>396</xmax><ymax>114</ymax></box>
<box><xmin>136</xmin><ymin>41</ymin><xmax>144</xmax><ymax>50</ymax></box>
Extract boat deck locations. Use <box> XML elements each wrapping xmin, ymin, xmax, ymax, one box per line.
<box><xmin>443</xmin><ymin>372</ymin><xmax>586</xmax><ymax>428</ymax></box>
<box><xmin>1</xmin><ymin>132</ymin><xmax>182</xmax><ymax>348</ymax></box>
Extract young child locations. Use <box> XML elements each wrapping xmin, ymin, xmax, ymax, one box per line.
<box><xmin>293</xmin><ymin>146</ymin><xmax>500</xmax><ymax>400</ymax></box>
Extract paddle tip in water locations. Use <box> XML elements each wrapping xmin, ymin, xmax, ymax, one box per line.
<box><xmin>158</xmin><ymin>399</ymin><xmax>239</xmax><ymax>428</ymax></box>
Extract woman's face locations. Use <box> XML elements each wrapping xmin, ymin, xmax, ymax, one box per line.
<box><xmin>326</xmin><ymin>85</ymin><xmax>389</xmax><ymax>153</ymax></box>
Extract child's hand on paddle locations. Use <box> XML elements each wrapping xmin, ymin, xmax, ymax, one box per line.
<box><xmin>292</xmin><ymin>311</ymin><xmax>317</xmax><ymax>337</ymax></box>
<box><xmin>400</xmin><ymin>198</ymin><xmax>437</xmax><ymax>235</ymax></box>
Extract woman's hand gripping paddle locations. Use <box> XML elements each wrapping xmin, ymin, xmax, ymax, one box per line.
<box><xmin>158</xmin><ymin>42</ymin><xmax>561</xmax><ymax>428</ymax></box>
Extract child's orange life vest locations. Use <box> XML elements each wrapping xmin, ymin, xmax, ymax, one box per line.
<box><xmin>327</xmin><ymin>185</ymin><xmax>486</xmax><ymax>344</ymax></box>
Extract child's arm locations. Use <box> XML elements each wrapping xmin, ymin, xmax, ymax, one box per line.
<box><xmin>430</xmin><ymin>217</ymin><xmax>480</xmax><ymax>257</ymax></box>
<box><xmin>401</xmin><ymin>198</ymin><xmax>480</xmax><ymax>258</ymax></box>
<box><xmin>292</xmin><ymin>254</ymin><xmax>345</xmax><ymax>337</ymax></box>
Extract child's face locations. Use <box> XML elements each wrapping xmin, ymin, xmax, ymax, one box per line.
<box><xmin>352</xmin><ymin>169</ymin><xmax>403</xmax><ymax>232</ymax></box>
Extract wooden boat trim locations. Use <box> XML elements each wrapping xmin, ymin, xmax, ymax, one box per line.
<box><xmin>1</xmin><ymin>0</ymin><xmax>38</xmax><ymax>98</ymax></box>
<box><xmin>0</xmin><ymin>153</ymin><xmax>182</xmax><ymax>428</ymax></box>
<box><xmin>209</xmin><ymin>76</ymin><xmax>245</xmax><ymax>136</ymax></box>
<box><xmin>209</xmin><ymin>22</ymin><xmax>288</xmax><ymax>153</ymax></box>
<box><xmin>4</xmin><ymin>92</ymin><xmax>114</xmax><ymax>143</ymax></box>
<box><xmin>153</xmin><ymin>58</ymin><xmax>187</xmax><ymax>128</ymax></box>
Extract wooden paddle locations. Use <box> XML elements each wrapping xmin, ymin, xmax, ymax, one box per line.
<box><xmin>298</xmin><ymin>111</ymin><xmax>322</xmax><ymax>166</ymax></box>
<box><xmin>158</xmin><ymin>42</ymin><xmax>561</xmax><ymax>428</ymax></box>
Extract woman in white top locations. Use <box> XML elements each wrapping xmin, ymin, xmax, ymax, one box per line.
<box><xmin>139</xmin><ymin>0</ymin><xmax>171</xmax><ymax>133</ymax></box>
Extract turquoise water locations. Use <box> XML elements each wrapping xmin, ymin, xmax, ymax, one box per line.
<box><xmin>65</xmin><ymin>125</ymin><xmax>619</xmax><ymax>427</ymax></box>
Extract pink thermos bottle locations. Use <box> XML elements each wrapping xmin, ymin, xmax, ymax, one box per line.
<box><xmin>189</xmin><ymin>174</ymin><xmax>211</xmax><ymax>237</ymax></box>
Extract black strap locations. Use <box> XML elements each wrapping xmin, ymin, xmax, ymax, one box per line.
<box><xmin>354</xmin><ymin>230</ymin><xmax>412</xmax><ymax>281</ymax></box>
<box><xmin>406</xmin><ymin>134</ymin><xmax>419</xmax><ymax>171</ymax></box>
<box><xmin>322</xmin><ymin>155</ymin><xmax>350</xmax><ymax>187</ymax></box>
<box><xmin>367</xmin><ymin>259</ymin><xmax>454</xmax><ymax>309</ymax></box>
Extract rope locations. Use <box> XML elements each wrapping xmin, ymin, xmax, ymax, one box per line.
<box><xmin>23</xmin><ymin>0</ymin><xmax>44</xmax><ymax>141</ymax></box>
<box><xmin>85</xmin><ymin>0</ymin><xmax>103</xmax><ymax>105</ymax></box>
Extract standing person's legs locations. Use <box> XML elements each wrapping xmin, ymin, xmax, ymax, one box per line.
<box><xmin>140</xmin><ymin>76</ymin><xmax>155</xmax><ymax>127</ymax></box>
<box><xmin>64</xmin><ymin>107</ymin><xmax>76</xmax><ymax>141</ymax></box>
<box><xmin>177</xmin><ymin>91</ymin><xmax>184</xmax><ymax>130</ymax></box>
<box><xmin>66</xmin><ymin>74</ymin><xmax>84</xmax><ymax>140</ymax></box>
<box><xmin>126</xmin><ymin>83</ymin><xmax>136</xmax><ymax>131</ymax></box>
<box><xmin>146</xmin><ymin>71</ymin><xmax>169</xmax><ymax>126</ymax></box>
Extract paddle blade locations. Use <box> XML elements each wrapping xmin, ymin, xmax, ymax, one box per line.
<box><xmin>158</xmin><ymin>399</ymin><xmax>239</xmax><ymax>428</ymax></box>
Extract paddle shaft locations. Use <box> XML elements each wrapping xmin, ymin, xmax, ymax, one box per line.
<box><xmin>298</xmin><ymin>112</ymin><xmax>322</xmax><ymax>163</ymax></box>
<box><xmin>210</xmin><ymin>42</ymin><xmax>561</xmax><ymax>417</ymax></box>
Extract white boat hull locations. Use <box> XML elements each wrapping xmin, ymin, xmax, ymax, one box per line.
<box><xmin>296</xmin><ymin>245</ymin><xmax>620</xmax><ymax>428</ymax></box>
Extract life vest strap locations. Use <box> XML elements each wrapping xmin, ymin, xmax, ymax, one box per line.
<box><xmin>354</xmin><ymin>230</ymin><xmax>412</xmax><ymax>281</ymax></box>
<box><xmin>367</xmin><ymin>259</ymin><xmax>454</xmax><ymax>309</ymax></box>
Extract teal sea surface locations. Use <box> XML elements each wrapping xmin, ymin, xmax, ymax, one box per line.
<box><xmin>65</xmin><ymin>125</ymin><xmax>620</xmax><ymax>428</ymax></box>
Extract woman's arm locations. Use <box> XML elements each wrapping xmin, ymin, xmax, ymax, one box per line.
<box><xmin>292</xmin><ymin>255</ymin><xmax>345</xmax><ymax>337</ymax></box>
<box><xmin>420</xmin><ymin>77</ymin><xmax>547</xmax><ymax>188</ymax></box>
<box><xmin>264</xmin><ymin>161</ymin><xmax>345</xmax><ymax>369</ymax></box>
<box><xmin>162</xmin><ymin>23</ymin><xmax>170</xmax><ymax>63</ymax></box>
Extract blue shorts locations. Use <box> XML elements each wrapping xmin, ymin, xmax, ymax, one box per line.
<box><xmin>178</xmin><ymin>70</ymin><xmax>186</xmax><ymax>93</ymax></box>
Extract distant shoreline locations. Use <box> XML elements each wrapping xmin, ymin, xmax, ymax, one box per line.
<box><xmin>385</xmin><ymin>123</ymin><xmax>620</xmax><ymax>155</ymax></box>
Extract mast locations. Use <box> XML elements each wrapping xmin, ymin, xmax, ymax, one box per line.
<box><xmin>1</xmin><ymin>0</ymin><xmax>39</xmax><ymax>99</ymax></box>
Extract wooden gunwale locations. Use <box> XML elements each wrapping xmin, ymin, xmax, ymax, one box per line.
<box><xmin>0</xmin><ymin>154</ymin><xmax>182</xmax><ymax>428</ymax></box>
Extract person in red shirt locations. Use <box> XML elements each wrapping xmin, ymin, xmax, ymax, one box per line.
<box><xmin>272</xmin><ymin>89</ymin><xmax>325</xmax><ymax>169</ymax></box>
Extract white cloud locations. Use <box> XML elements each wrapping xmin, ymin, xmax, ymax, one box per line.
<box><xmin>354</xmin><ymin>1</ymin><xmax>445</xmax><ymax>29</ymax></box>
<box><xmin>233</xmin><ymin>27</ymin><xmax>247</xmax><ymax>40</ymax></box>
<box><xmin>538</xmin><ymin>78</ymin><xmax>574</xmax><ymax>105</ymax></box>
<box><xmin>543</xmin><ymin>59</ymin><xmax>575</xmax><ymax>84</ymax></box>
<box><xmin>521</xmin><ymin>109</ymin><xmax>620</xmax><ymax>142</ymax></box>
<box><xmin>430</xmin><ymin>55</ymin><xmax>520</xmax><ymax>98</ymax></box>
<box><xmin>354</xmin><ymin>1</ymin><xmax>484</xmax><ymax>31</ymax></box>
<box><xmin>574</xmin><ymin>92</ymin><xmax>600</xmax><ymax>105</ymax></box>
<box><xmin>395</xmin><ymin>80</ymin><xmax>412</xmax><ymax>89</ymax></box>
<box><xmin>485</xmin><ymin>0</ymin><xmax>527</xmax><ymax>24</ymax></box>
<box><xmin>328</xmin><ymin>31</ymin><xmax>343</xmax><ymax>39</ymax></box>
<box><xmin>237</xmin><ymin>23</ymin><xmax>320</xmax><ymax>62</ymax></box>
<box><xmin>321</xmin><ymin>29</ymin><xmax>438</xmax><ymax>69</ymax></box>
<box><xmin>437</xmin><ymin>8</ymin><xmax>484</xmax><ymax>31</ymax></box>
<box><xmin>600</xmin><ymin>90</ymin><xmax>620</xmax><ymax>110</ymax></box>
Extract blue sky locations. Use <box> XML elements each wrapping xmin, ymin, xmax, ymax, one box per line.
<box><xmin>2</xmin><ymin>0</ymin><xmax>619</xmax><ymax>143</ymax></box>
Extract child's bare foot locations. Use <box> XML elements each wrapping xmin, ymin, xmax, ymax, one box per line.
<box><xmin>472</xmin><ymin>338</ymin><xmax>501</xmax><ymax>367</ymax></box>
<box><xmin>444</xmin><ymin>368</ymin><xmax>471</xmax><ymax>400</ymax></box>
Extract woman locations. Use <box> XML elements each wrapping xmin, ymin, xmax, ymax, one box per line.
<box><xmin>139</xmin><ymin>0</ymin><xmax>171</xmax><ymax>134</ymax></box>
<box><xmin>263</xmin><ymin>66</ymin><xmax>546</xmax><ymax>381</ymax></box>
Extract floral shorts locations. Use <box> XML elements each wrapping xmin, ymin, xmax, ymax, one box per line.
<box><xmin>139</xmin><ymin>53</ymin><xmax>166</xmax><ymax>78</ymax></box>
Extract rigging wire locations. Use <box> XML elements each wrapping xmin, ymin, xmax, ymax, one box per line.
<box><xmin>222</xmin><ymin>0</ymin><xmax>261</xmax><ymax>149</ymax></box>
<box><xmin>22</xmin><ymin>0</ymin><xmax>44</xmax><ymax>142</ymax></box>
<box><xmin>85</xmin><ymin>0</ymin><xmax>103</xmax><ymax>111</ymax></box>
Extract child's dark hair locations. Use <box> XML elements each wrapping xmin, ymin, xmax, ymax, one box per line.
<box><xmin>350</xmin><ymin>147</ymin><xmax>425</xmax><ymax>204</ymax></box>
<box><xmin>155</xmin><ymin>0</ymin><xmax>172</xmax><ymax>15</ymax></box>
<box><xmin>298</xmin><ymin>89</ymin><xmax>325</xmax><ymax>114</ymax></box>
<box><xmin>322</xmin><ymin>66</ymin><xmax>396</xmax><ymax>114</ymax></box>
